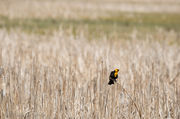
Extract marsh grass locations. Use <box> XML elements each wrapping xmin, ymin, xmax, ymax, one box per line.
<box><xmin>0</xmin><ymin>29</ymin><xmax>180</xmax><ymax>119</ymax></box>
<box><xmin>0</xmin><ymin>0</ymin><xmax>180</xmax><ymax>118</ymax></box>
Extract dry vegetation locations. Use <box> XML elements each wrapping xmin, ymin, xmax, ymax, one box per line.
<box><xmin>0</xmin><ymin>0</ymin><xmax>180</xmax><ymax>119</ymax></box>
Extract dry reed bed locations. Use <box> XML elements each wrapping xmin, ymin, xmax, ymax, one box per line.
<box><xmin>1</xmin><ymin>0</ymin><xmax>180</xmax><ymax>19</ymax></box>
<box><xmin>0</xmin><ymin>29</ymin><xmax>179</xmax><ymax>118</ymax></box>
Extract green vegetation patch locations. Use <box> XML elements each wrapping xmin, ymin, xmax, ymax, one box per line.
<box><xmin>0</xmin><ymin>12</ymin><xmax>180</xmax><ymax>39</ymax></box>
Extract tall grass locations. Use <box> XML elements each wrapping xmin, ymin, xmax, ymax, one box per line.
<box><xmin>0</xmin><ymin>0</ymin><xmax>180</xmax><ymax>118</ymax></box>
<box><xmin>0</xmin><ymin>29</ymin><xmax>180</xmax><ymax>118</ymax></box>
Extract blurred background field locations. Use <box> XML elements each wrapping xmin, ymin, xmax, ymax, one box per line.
<box><xmin>0</xmin><ymin>0</ymin><xmax>180</xmax><ymax>118</ymax></box>
<box><xmin>1</xmin><ymin>0</ymin><xmax>180</xmax><ymax>41</ymax></box>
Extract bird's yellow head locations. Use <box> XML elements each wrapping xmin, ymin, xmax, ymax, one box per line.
<box><xmin>114</xmin><ymin>69</ymin><xmax>119</xmax><ymax>73</ymax></box>
<box><xmin>114</xmin><ymin>69</ymin><xmax>119</xmax><ymax>77</ymax></box>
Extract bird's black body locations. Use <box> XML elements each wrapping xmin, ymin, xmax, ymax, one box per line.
<box><xmin>108</xmin><ymin>70</ymin><xmax>118</xmax><ymax>85</ymax></box>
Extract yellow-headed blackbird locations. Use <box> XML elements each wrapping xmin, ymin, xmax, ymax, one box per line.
<box><xmin>108</xmin><ymin>69</ymin><xmax>119</xmax><ymax>85</ymax></box>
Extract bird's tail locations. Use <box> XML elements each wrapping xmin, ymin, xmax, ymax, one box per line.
<box><xmin>108</xmin><ymin>80</ymin><xmax>114</xmax><ymax>85</ymax></box>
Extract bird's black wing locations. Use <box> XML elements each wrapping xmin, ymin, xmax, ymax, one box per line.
<box><xmin>109</xmin><ymin>71</ymin><xmax>115</xmax><ymax>79</ymax></box>
<box><xmin>108</xmin><ymin>71</ymin><xmax>116</xmax><ymax>85</ymax></box>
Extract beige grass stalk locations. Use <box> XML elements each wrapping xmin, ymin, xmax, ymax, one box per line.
<box><xmin>117</xmin><ymin>82</ymin><xmax>142</xmax><ymax>119</ymax></box>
